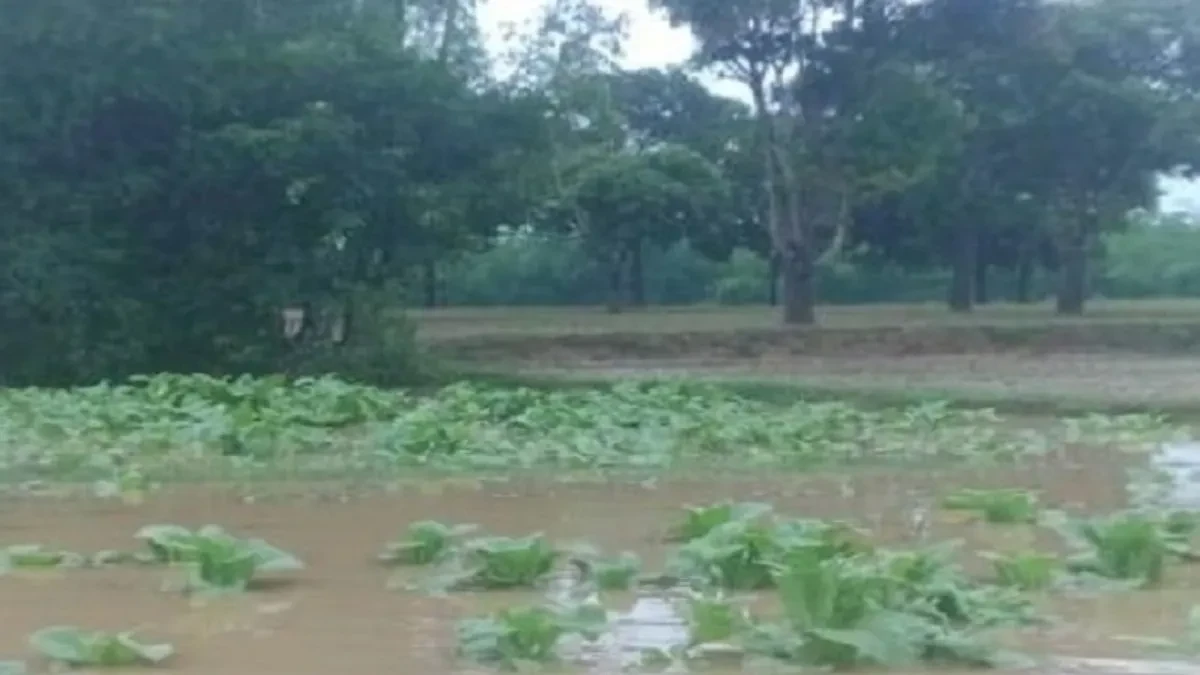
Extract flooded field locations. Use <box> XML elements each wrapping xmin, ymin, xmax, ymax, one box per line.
<box><xmin>4</xmin><ymin>375</ymin><xmax>1200</xmax><ymax>673</ymax></box>
<box><xmin>4</xmin><ymin>445</ymin><xmax>1200</xmax><ymax>674</ymax></box>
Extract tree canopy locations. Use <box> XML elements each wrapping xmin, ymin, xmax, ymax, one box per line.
<box><xmin>3</xmin><ymin>0</ymin><xmax>1199</xmax><ymax>383</ymax></box>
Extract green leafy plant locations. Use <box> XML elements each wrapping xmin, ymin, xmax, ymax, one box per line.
<box><xmin>669</xmin><ymin>518</ymin><xmax>782</xmax><ymax>591</ymax></box>
<box><xmin>427</xmin><ymin>534</ymin><xmax>559</xmax><ymax>591</ymax></box>
<box><xmin>677</xmin><ymin>538</ymin><xmax>1035</xmax><ymax>671</ymax></box>
<box><xmin>0</xmin><ymin>545</ymin><xmax>87</xmax><ymax>572</ymax></box>
<box><xmin>0</xmin><ymin>374</ymin><xmax>1178</xmax><ymax>480</ymax></box>
<box><xmin>981</xmin><ymin>551</ymin><xmax>1061</xmax><ymax>591</ymax></box>
<box><xmin>940</xmin><ymin>489</ymin><xmax>1040</xmax><ymax>524</ymax></box>
<box><xmin>1058</xmin><ymin>511</ymin><xmax>1199</xmax><ymax>587</ymax></box>
<box><xmin>135</xmin><ymin>524</ymin><xmax>303</xmax><ymax>592</ymax></box>
<box><xmin>379</xmin><ymin>520</ymin><xmax>477</xmax><ymax>566</ymax></box>
<box><xmin>29</xmin><ymin>627</ymin><xmax>173</xmax><ymax>667</ymax></box>
<box><xmin>588</xmin><ymin>552</ymin><xmax>642</xmax><ymax>591</ymax></box>
<box><xmin>668</xmin><ymin>516</ymin><xmax>867</xmax><ymax>591</ymax></box>
<box><xmin>456</xmin><ymin>601</ymin><xmax>607</xmax><ymax>670</ymax></box>
<box><xmin>686</xmin><ymin>594</ymin><xmax>751</xmax><ymax>647</ymax></box>
<box><xmin>666</xmin><ymin>502</ymin><xmax>773</xmax><ymax>543</ymax></box>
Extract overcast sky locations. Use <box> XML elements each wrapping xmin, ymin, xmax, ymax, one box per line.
<box><xmin>479</xmin><ymin>0</ymin><xmax>1200</xmax><ymax>214</ymax></box>
<box><xmin>478</xmin><ymin>0</ymin><xmax>692</xmax><ymax>68</ymax></box>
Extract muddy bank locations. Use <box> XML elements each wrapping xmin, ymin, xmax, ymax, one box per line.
<box><xmin>431</xmin><ymin>322</ymin><xmax>1200</xmax><ymax>365</ymax></box>
<box><xmin>512</xmin><ymin>353</ymin><xmax>1200</xmax><ymax>411</ymax></box>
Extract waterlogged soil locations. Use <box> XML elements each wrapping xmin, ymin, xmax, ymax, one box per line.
<box><xmin>1</xmin><ymin>447</ymin><xmax>1198</xmax><ymax>674</ymax></box>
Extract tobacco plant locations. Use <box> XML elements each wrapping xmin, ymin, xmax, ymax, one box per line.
<box><xmin>0</xmin><ymin>375</ymin><xmax>1183</xmax><ymax>481</ymax></box>
<box><xmin>981</xmin><ymin>551</ymin><xmax>1062</xmax><ymax>591</ymax></box>
<box><xmin>379</xmin><ymin>520</ymin><xmax>478</xmax><ymax>566</ymax></box>
<box><xmin>940</xmin><ymin>489</ymin><xmax>1040</xmax><ymax>524</ymax></box>
<box><xmin>456</xmin><ymin>601</ymin><xmax>607</xmax><ymax>670</ymax></box>
<box><xmin>1055</xmin><ymin>510</ymin><xmax>1199</xmax><ymax>587</ymax></box>
<box><xmin>29</xmin><ymin>627</ymin><xmax>173</xmax><ymax>668</ymax></box>
<box><xmin>424</xmin><ymin>534</ymin><xmax>559</xmax><ymax>592</ymax></box>
<box><xmin>135</xmin><ymin>524</ymin><xmax>303</xmax><ymax>592</ymax></box>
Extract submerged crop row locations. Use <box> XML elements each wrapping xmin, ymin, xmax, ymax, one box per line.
<box><xmin>448</xmin><ymin>498</ymin><xmax>1200</xmax><ymax>671</ymax></box>
<box><xmin>6</xmin><ymin>493</ymin><xmax>1200</xmax><ymax>672</ymax></box>
<box><xmin>0</xmin><ymin>374</ymin><xmax>1184</xmax><ymax>483</ymax></box>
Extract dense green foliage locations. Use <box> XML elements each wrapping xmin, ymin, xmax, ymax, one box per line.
<box><xmin>0</xmin><ymin>374</ymin><xmax>1180</xmax><ymax>485</ymax></box>
<box><xmin>440</xmin><ymin>220</ymin><xmax>1200</xmax><ymax>306</ymax></box>
<box><xmin>3</xmin><ymin>0</ymin><xmax>1200</xmax><ymax>383</ymax></box>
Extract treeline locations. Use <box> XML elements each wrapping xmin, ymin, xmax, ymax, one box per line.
<box><xmin>2</xmin><ymin>0</ymin><xmax>1200</xmax><ymax>385</ymax></box>
<box><xmin>438</xmin><ymin>216</ymin><xmax>1200</xmax><ymax>307</ymax></box>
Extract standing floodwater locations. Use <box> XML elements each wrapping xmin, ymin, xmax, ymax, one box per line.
<box><xmin>1146</xmin><ymin>442</ymin><xmax>1200</xmax><ymax>509</ymax></box>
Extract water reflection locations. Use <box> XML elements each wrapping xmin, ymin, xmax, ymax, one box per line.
<box><xmin>1147</xmin><ymin>442</ymin><xmax>1200</xmax><ymax>508</ymax></box>
<box><xmin>565</xmin><ymin>595</ymin><xmax>688</xmax><ymax>671</ymax></box>
<box><xmin>1054</xmin><ymin>656</ymin><xmax>1199</xmax><ymax>674</ymax></box>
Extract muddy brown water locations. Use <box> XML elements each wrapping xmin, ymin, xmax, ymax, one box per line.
<box><xmin>2</xmin><ymin>446</ymin><xmax>1199</xmax><ymax>674</ymax></box>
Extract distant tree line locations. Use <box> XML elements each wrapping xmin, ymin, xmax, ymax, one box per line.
<box><xmin>435</xmin><ymin>212</ymin><xmax>1200</xmax><ymax>307</ymax></box>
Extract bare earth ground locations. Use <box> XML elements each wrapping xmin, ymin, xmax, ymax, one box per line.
<box><xmin>416</xmin><ymin>302</ymin><xmax>1200</xmax><ymax>410</ymax></box>
<box><xmin>524</xmin><ymin>353</ymin><xmax>1200</xmax><ymax>408</ymax></box>
<box><xmin>2</xmin><ymin>447</ymin><xmax>1197</xmax><ymax>674</ymax></box>
<box><xmin>413</xmin><ymin>300</ymin><xmax>1200</xmax><ymax>341</ymax></box>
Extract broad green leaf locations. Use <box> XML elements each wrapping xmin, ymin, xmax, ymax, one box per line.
<box><xmin>29</xmin><ymin>627</ymin><xmax>174</xmax><ymax>667</ymax></box>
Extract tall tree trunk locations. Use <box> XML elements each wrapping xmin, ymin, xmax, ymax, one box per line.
<box><xmin>422</xmin><ymin>259</ymin><xmax>437</xmax><ymax>308</ymax></box>
<box><xmin>780</xmin><ymin>243</ymin><xmax>816</xmax><ymax>324</ymax></box>
<box><xmin>435</xmin><ymin>0</ymin><xmax>460</xmax><ymax>65</ymax></box>
<box><xmin>628</xmin><ymin>240</ymin><xmax>646</xmax><ymax>307</ymax></box>
<box><xmin>606</xmin><ymin>251</ymin><xmax>624</xmax><ymax>314</ymax></box>
<box><xmin>947</xmin><ymin>222</ymin><xmax>976</xmax><ymax>313</ymax></box>
<box><xmin>767</xmin><ymin>252</ymin><xmax>780</xmax><ymax>306</ymax></box>
<box><xmin>974</xmin><ymin>257</ymin><xmax>989</xmax><ymax>305</ymax></box>
<box><xmin>1056</xmin><ymin>227</ymin><xmax>1089</xmax><ymax>315</ymax></box>
<box><xmin>1015</xmin><ymin>256</ymin><xmax>1034</xmax><ymax>303</ymax></box>
<box><xmin>749</xmin><ymin>75</ymin><xmax>814</xmax><ymax>325</ymax></box>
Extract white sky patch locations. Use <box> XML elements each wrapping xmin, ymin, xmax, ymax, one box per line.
<box><xmin>480</xmin><ymin>0</ymin><xmax>692</xmax><ymax>68</ymax></box>
<box><xmin>479</xmin><ymin>0</ymin><xmax>746</xmax><ymax>98</ymax></box>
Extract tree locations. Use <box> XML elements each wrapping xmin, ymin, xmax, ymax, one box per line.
<box><xmin>547</xmin><ymin>143</ymin><xmax>732</xmax><ymax>311</ymax></box>
<box><xmin>649</xmin><ymin>0</ymin><xmax>832</xmax><ymax>324</ymax></box>
<box><xmin>0</xmin><ymin>0</ymin><xmax>548</xmax><ymax>383</ymax></box>
<box><xmin>1009</xmin><ymin>0</ymin><xmax>1193</xmax><ymax>314</ymax></box>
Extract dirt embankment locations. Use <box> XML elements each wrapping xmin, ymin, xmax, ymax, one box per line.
<box><xmin>430</xmin><ymin>321</ymin><xmax>1200</xmax><ymax>367</ymax></box>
